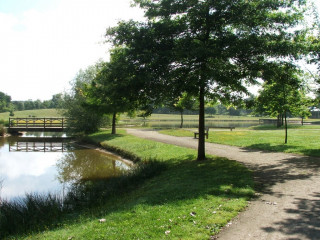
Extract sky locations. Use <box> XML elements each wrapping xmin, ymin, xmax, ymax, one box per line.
<box><xmin>0</xmin><ymin>0</ymin><xmax>320</xmax><ymax>101</ymax></box>
<box><xmin>0</xmin><ymin>0</ymin><xmax>145</xmax><ymax>101</ymax></box>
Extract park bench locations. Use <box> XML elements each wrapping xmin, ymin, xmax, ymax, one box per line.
<box><xmin>212</xmin><ymin>126</ymin><xmax>235</xmax><ymax>131</ymax></box>
<box><xmin>194</xmin><ymin>126</ymin><xmax>235</xmax><ymax>139</ymax></box>
<box><xmin>194</xmin><ymin>127</ymin><xmax>210</xmax><ymax>139</ymax></box>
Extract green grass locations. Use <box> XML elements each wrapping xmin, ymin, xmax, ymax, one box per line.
<box><xmin>159</xmin><ymin>126</ymin><xmax>320</xmax><ymax>157</ymax></box>
<box><xmin>10</xmin><ymin>130</ymin><xmax>254</xmax><ymax>240</ymax></box>
<box><xmin>0</xmin><ymin>109</ymin><xmax>63</xmax><ymax>121</ymax></box>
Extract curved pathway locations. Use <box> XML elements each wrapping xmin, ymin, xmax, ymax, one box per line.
<box><xmin>126</xmin><ymin>128</ymin><xmax>320</xmax><ymax>240</ymax></box>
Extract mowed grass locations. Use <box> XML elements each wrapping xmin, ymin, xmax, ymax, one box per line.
<box><xmin>14</xmin><ymin>130</ymin><xmax>254</xmax><ymax>240</ymax></box>
<box><xmin>0</xmin><ymin>109</ymin><xmax>63</xmax><ymax>121</ymax></box>
<box><xmin>159</xmin><ymin>125</ymin><xmax>320</xmax><ymax>157</ymax></box>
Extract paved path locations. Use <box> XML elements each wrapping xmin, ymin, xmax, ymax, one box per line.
<box><xmin>126</xmin><ymin>128</ymin><xmax>320</xmax><ymax>240</ymax></box>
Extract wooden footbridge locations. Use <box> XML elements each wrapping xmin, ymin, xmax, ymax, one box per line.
<box><xmin>8</xmin><ymin>118</ymin><xmax>68</xmax><ymax>133</ymax></box>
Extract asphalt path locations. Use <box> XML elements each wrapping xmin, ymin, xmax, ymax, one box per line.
<box><xmin>126</xmin><ymin>128</ymin><xmax>320</xmax><ymax>240</ymax></box>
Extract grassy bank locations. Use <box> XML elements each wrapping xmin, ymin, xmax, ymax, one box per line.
<box><xmin>6</xmin><ymin>130</ymin><xmax>254</xmax><ymax>240</ymax></box>
<box><xmin>159</xmin><ymin>125</ymin><xmax>320</xmax><ymax>157</ymax></box>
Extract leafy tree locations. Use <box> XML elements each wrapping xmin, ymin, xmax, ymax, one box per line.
<box><xmin>12</xmin><ymin>101</ymin><xmax>24</xmax><ymax>111</ymax></box>
<box><xmin>50</xmin><ymin>94</ymin><xmax>64</xmax><ymax>108</ymax></box>
<box><xmin>290</xmin><ymin>90</ymin><xmax>313</xmax><ymax>125</ymax></box>
<box><xmin>0</xmin><ymin>92</ymin><xmax>12</xmax><ymax>112</ymax></box>
<box><xmin>62</xmin><ymin>62</ymin><xmax>108</xmax><ymax>135</ymax></box>
<box><xmin>108</xmin><ymin>0</ymin><xmax>311</xmax><ymax>160</ymax></box>
<box><xmin>85</xmin><ymin>48</ymin><xmax>144</xmax><ymax>134</ymax></box>
<box><xmin>168</xmin><ymin>92</ymin><xmax>198</xmax><ymax>128</ymax></box>
<box><xmin>205</xmin><ymin>106</ymin><xmax>216</xmax><ymax>116</ymax></box>
<box><xmin>23</xmin><ymin>100</ymin><xmax>35</xmax><ymax>110</ymax></box>
<box><xmin>255</xmin><ymin>63</ymin><xmax>309</xmax><ymax>143</ymax></box>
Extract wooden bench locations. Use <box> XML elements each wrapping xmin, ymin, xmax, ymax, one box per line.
<box><xmin>194</xmin><ymin>127</ymin><xmax>235</xmax><ymax>139</ymax></box>
<box><xmin>212</xmin><ymin>127</ymin><xmax>235</xmax><ymax>131</ymax></box>
<box><xmin>194</xmin><ymin>127</ymin><xmax>209</xmax><ymax>139</ymax></box>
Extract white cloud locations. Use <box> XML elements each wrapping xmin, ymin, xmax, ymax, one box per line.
<box><xmin>1</xmin><ymin>0</ymin><xmax>318</xmax><ymax>101</ymax></box>
<box><xmin>0</xmin><ymin>0</ymin><xmax>144</xmax><ymax>100</ymax></box>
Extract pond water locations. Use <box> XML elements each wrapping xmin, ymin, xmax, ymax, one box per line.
<box><xmin>0</xmin><ymin>133</ymin><xmax>131</xmax><ymax>201</ymax></box>
<box><xmin>132</xmin><ymin>120</ymin><xmax>260</xmax><ymax>128</ymax></box>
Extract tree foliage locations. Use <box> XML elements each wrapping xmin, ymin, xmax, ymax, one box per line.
<box><xmin>107</xmin><ymin>0</ymin><xmax>311</xmax><ymax>160</ymax></box>
<box><xmin>0</xmin><ymin>92</ymin><xmax>11</xmax><ymax>113</ymax></box>
<box><xmin>167</xmin><ymin>92</ymin><xmax>198</xmax><ymax>128</ymax></box>
<box><xmin>255</xmin><ymin>62</ymin><xmax>311</xmax><ymax>143</ymax></box>
<box><xmin>84</xmin><ymin>48</ymin><xmax>142</xmax><ymax>134</ymax></box>
<box><xmin>62</xmin><ymin>62</ymin><xmax>109</xmax><ymax>135</ymax></box>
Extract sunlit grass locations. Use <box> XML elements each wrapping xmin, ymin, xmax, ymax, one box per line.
<box><xmin>11</xmin><ymin>130</ymin><xmax>254</xmax><ymax>240</ymax></box>
<box><xmin>159</xmin><ymin>127</ymin><xmax>320</xmax><ymax>157</ymax></box>
<box><xmin>0</xmin><ymin>109</ymin><xmax>63</xmax><ymax>121</ymax></box>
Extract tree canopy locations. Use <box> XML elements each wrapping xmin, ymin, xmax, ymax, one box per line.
<box><xmin>62</xmin><ymin>62</ymin><xmax>109</xmax><ymax>135</ymax></box>
<box><xmin>107</xmin><ymin>0</ymin><xmax>312</xmax><ymax>160</ymax></box>
<box><xmin>255</xmin><ymin>62</ymin><xmax>311</xmax><ymax>143</ymax></box>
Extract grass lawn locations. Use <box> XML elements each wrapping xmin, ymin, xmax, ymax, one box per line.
<box><xmin>0</xmin><ymin>109</ymin><xmax>63</xmax><ymax>122</ymax></box>
<box><xmin>159</xmin><ymin>125</ymin><xmax>320</xmax><ymax>157</ymax></box>
<box><xmin>12</xmin><ymin>130</ymin><xmax>254</xmax><ymax>240</ymax></box>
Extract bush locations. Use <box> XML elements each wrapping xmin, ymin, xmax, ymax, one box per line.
<box><xmin>0</xmin><ymin>124</ymin><xmax>5</xmax><ymax>136</ymax></box>
<box><xmin>65</xmin><ymin>160</ymin><xmax>167</xmax><ymax>209</ymax></box>
<box><xmin>0</xmin><ymin>160</ymin><xmax>166</xmax><ymax>238</ymax></box>
<box><xmin>0</xmin><ymin>193</ymin><xmax>65</xmax><ymax>238</ymax></box>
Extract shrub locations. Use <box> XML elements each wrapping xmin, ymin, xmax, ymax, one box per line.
<box><xmin>0</xmin><ymin>124</ymin><xmax>5</xmax><ymax>136</ymax></box>
<box><xmin>0</xmin><ymin>160</ymin><xmax>166</xmax><ymax>238</ymax></box>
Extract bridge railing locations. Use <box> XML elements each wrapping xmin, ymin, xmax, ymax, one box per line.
<box><xmin>9</xmin><ymin>118</ymin><xmax>68</xmax><ymax>129</ymax></box>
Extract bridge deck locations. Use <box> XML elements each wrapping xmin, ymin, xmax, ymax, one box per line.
<box><xmin>8</xmin><ymin>118</ymin><xmax>68</xmax><ymax>132</ymax></box>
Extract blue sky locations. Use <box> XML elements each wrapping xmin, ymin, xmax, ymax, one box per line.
<box><xmin>0</xmin><ymin>0</ymin><xmax>319</xmax><ymax>101</ymax></box>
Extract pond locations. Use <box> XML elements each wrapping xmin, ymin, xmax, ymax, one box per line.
<box><xmin>0</xmin><ymin>132</ymin><xmax>131</xmax><ymax>201</ymax></box>
<box><xmin>121</xmin><ymin>119</ymin><xmax>260</xmax><ymax>128</ymax></box>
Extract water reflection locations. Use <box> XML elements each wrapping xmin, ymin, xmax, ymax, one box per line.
<box><xmin>0</xmin><ymin>135</ymin><xmax>131</xmax><ymax>200</ymax></box>
<box><xmin>56</xmin><ymin>149</ymin><xmax>129</xmax><ymax>183</ymax></box>
<box><xmin>125</xmin><ymin>120</ymin><xmax>260</xmax><ymax>128</ymax></box>
<box><xmin>9</xmin><ymin>138</ymin><xmax>70</xmax><ymax>152</ymax></box>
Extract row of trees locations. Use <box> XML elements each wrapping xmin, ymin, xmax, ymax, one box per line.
<box><xmin>0</xmin><ymin>92</ymin><xmax>11</xmax><ymax>113</ymax></box>
<box><xmin>0</xmin><ymin>92</ymin><xmax>64</xmax><ymax>113</ymax></box>
<box><xmin>12</xmin><ymin>94</ymin><xmax>64</xmax><ymax>111</ymax></box>
<box><xmin>63</xmin><ymin>0</ymin><xmax>319</xmax><ymax>160</ymax></box>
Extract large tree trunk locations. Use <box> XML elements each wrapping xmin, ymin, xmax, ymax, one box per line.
<box><xmin>112</xmin><ymin>112</ymin><xmax>117</xmax><ymax>134</ymax></box>
<box><xmin>197</xmin><ymin>84</ymin><xmax>206</xmax><ymax>161</ymax></box>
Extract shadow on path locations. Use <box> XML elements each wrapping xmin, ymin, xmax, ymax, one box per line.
<box><xmin>262</xmin><ymin>192</ymin><xmax>320</xmax><ymax>240</ymax></box>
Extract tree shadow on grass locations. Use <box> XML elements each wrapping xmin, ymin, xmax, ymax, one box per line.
<box><xmin>86</xmin><ymin>131</ymin><xmax>126</xmax><ymax>143</ymax></box>
<box><xmin>126</xmin><ymin>157</ymin><xmax>255</xmax><ymax>206</ymax></box>
<box><xmin>1</xmin><ymin>156</ymin><xmax>255</xmax><ymax>239</ymax></box>
<box><xmin>245</xmin><ymin>142</ymin><xmax>320</xmax><ymax>158</ymax></box>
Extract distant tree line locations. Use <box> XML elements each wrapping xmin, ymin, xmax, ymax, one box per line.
<box><xmin>153</xmin><ymin>105</ymin><xmax>253</xmax><ymax>117</ymax></box>
<box><xmin>0</xmin><ymin>92</ymin><xmax>11</xmax><ymax>113</ymax></box>
<box><xmin>0</xmin><ymin>92</ymin><xmax>64</xmax><ymax>113</ymax></box>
